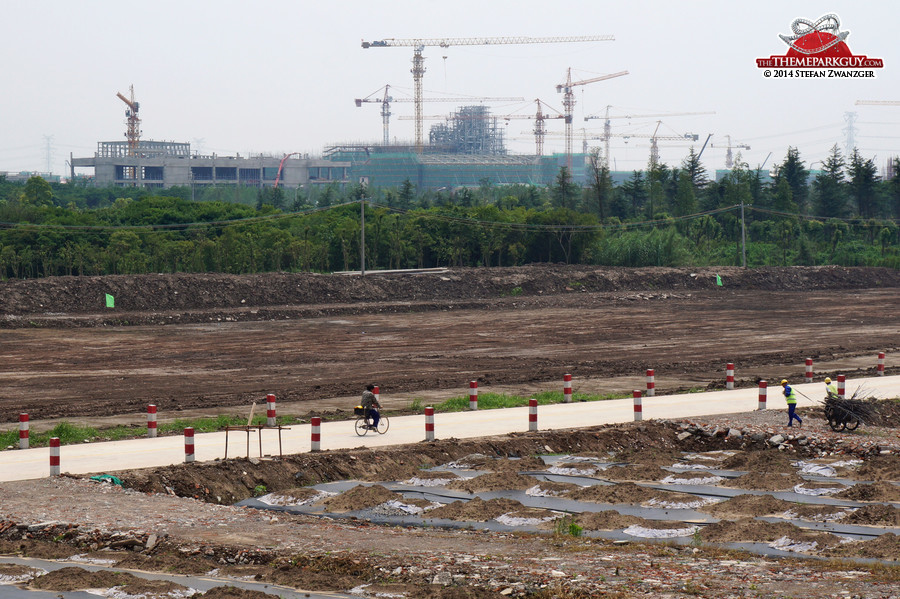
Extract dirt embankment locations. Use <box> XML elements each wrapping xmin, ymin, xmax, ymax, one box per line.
<box><xmin>2</xmin><ymin>265</ymin><xmax>898</xmax><ymax>326</ymax></box>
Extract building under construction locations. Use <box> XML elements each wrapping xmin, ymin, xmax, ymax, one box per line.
<box><xmin>72</xmin><ymin>141</ymin><xmax>349</xmax><ymax>189</ymax></box>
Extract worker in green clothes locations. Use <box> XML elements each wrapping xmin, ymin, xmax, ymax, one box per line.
<box><xmin>781</xmin><ymin>379</ymin><xmax>802</xmax><ymax>428</ymax></box>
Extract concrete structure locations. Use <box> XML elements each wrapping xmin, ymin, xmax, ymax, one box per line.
<box><xmin>71</xmin><ymin>141</ymin><xmax>350</xmax><ymax>190</ymax></box>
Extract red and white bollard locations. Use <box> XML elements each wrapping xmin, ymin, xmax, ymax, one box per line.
<box><xmin>469</xmin><ymin>381</ymin><xmax>478</xmax><ymax>411</ymax></box>
<box><xmin>528</xmin><ymin>398</ymin><xmax>538</xmax><ymax>431</ymax></box>
<box><xmin>311</xmin><ymin>417</ymin><xmax>321</xmax><ymax>451</ymax></box>
<box><xmin>837</xmin><ymin>375</ymin><xmax>846</xmax><ymax>399</ymax></box>
<box><xmin>49</xmin><ymin>437</ymin><xmax>60</xmax><ymax>476</ymax></box>
<box><xmin>633</xmin><ymin>390</ymin><xmax>642</xmax><ymax>422</ymax></box>
<box><xmin>726</xmin><ymin>363</ymin><xmax>735</xmax><ymax>390</ymax></box>
<box><xmin>758</xmin><ymin>380</ymin><xmax>767</xmax><ymax>411</ymax></box>
<box><xmin>373</xmin><ymin>386</ymin><xmax>380</xmax><ymax>405</ymax></box>
<box><xmin>147</xmin><ymin>405</ymin><xmax>157</xmax><ymax>438</ymax></box>
<box><xmin>425</xmin><ymin>407</ymin><xmax>435</xmax><ymax>441</ymax></box>
<box><xmin>184</xmin><ymin>427</ymin><xmax>195</xmax><ymax>463</ymax></box>
<box><xmin>877</xmin><ymin>352</ymin><xmax>885</xmax><ymax>376</ymax></box>
<box><xmin>266</xmin><ymin>394</ymin><xmax>277</xmax><ymax>427</ymax></box>
<box><xmin>18</xmin><ymin>413</ymin><xmax>29</xmax><ymax>449</ymax></box>
<box><xmin>646</xmin><ymin>369</ymin><xmax>656</xmax><ymax>397</ymax></box>
<box><xmin>563</xmin><ymin>374</ymin><xmax>573</xmax><ymax>403</ymax></box>
<box><xmin>805</xmin><ymin>358</ymin><xmax>814</xmax><ymax>382</ymax></box>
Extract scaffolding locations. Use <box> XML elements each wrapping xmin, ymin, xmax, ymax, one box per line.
<box><xmin>428</xmin><ymin>106</ymin><xmax>506</xmax><ymax>155</ymax></box>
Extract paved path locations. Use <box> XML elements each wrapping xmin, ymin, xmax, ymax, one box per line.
<box><xmin>2</xmin><ymin>376</ymin><xmax>898</xmax><ymax>482</ymax></box>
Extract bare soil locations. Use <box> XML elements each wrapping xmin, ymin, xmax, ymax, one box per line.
<box><xmin>1</xmin><ymin>265</ymin><xmax>898</xmax><ymax>425</ymax></box>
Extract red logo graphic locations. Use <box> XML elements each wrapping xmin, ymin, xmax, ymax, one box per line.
<box><xmin>757</xmin><ymin>14</ymin><xmax>883</xmax><ymax>69</ymax></box>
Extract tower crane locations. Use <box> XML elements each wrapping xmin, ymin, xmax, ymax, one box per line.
<box><xmin>709</xmin><ymin>135</ymin><xmax>750</xmax><ymax>169</ymax></box>
<box><xmin>116</xmin><ymin>85</ymin><xmax>141</xmax><ymax>155</ymax></box>
<box><xmin>361</xmin><ymin>35</ymin><xmax>614</xmax><ymax>152</ymax></box>
<box><xmin>540</xmin><ymin>121</ymin><xmax>698</xmax><ymax>168</ymax></box>
<box><xmin>355</xmin><ymin>84</ymin><xmax>524</xmax><ymax>145</ymax></box>
<box><xmin>584</xmin><ymin>106</ymin><xmax>715</xmax><ymax>167</ymax></box>
<box><xmin>556</xmin><ymin>69</ymin><xmax>629</xmax><ymax>169</ymax></box>
<box><xmin>501</xmin><ymin>99</ymin><xmax>567</xmax><ymax>156</ymax></box>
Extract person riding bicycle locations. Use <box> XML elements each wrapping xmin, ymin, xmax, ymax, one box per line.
<box><xmin>361</xmin><ymin>384</ymin><xmax>381</xmax><ymax>430</ymax></box>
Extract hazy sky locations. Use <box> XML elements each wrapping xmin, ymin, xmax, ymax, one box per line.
<box><xmin>2</xmin><ymin>0</ymin><xmax>898</xmax><ymax>178</ymax></box>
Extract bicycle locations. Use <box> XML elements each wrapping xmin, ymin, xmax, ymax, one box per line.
<box><xmin>354</xmin><ymin>408</ymin><xmax>389</xmax><ymax>436</ymax></box>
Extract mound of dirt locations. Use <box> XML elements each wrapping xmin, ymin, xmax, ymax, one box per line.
<box><xmin>568</xmin><ymin>482</ymin><xmax>690</xmax><ymax>505</ymax></box>
<box><xmin>842</xmin><ymin>504</ymin><xmax>900</xmax><ymax>526</ymax></box>
<box><xmin>720</xmin><ymin>450</ymin><xmax>795</xmax><ymax>473</ymax></box>
<box><xmin>30</xmin><ymin>566</ymin><xmax>188</xmax><ymax>594</ymax></box>
<box><xmin>600</xmin><ymin>464</ymin><xmax>668</xmax><ymax>482</ymax></box>
<box><xmin>576</xmin><ymin>510</ymin><xmax>645</xmax><ymax>531</ymax></box>
<box><xmin>721</xmin><ymin>472</ymin><xmax>803</xmax><ymax>491</ymax></box>
<box><xmin>447</xmin><ymin>454</ymin><xmax>546</xmax><ymax>473</ymax></box>
<box><xmin>834</xmin><ymin>482</ymin><xmax>900</xmax><ymax>502</ymax></box>
<box><xmin>611</xmin><ymin>447</ymin><xmax>684</xmax><ymax>467</ymax></box>
<box><xmin>700</xmin><ymin>493</ymin><xmax>796</xmax><ymax>518</ymax></box>
<box><xmin>448</xmin><ymin>472</ymin><xmax>540</xmax><ymax>493</ymax></box>
<box><xmin>426</xmin><ymin>497</ymin><xmax>525</xmax><ymax>522</ymax></box>
<box><xmin>202</xmin><ymin>587</ymin><xmax>284</xmax><ymax>599</ymax></box>
<box><xmin>854</xmin><ymin>454</ymin><xmax>900</xmax><ymax>481</ymax></box>
<box><xmin>4</xmin><ymin>265</ymin><xmax>898</xmax><ymax>320</ymax></box>
<box><xmin>319</xmin><ymin>484</ymin><xmax>398</xmax><ymax>513</ymax></box>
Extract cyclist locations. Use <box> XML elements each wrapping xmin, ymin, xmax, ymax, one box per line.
<box><xmin>361</xmin><ymin>384</ymin><xmax>381</xmax><ymax>430</ymax></box>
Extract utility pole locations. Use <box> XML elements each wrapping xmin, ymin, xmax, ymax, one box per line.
<box><xmin>740</xmin><ymin>201</ymin><xmax>747</xmax><ymax>268</ymax></box>
<box><xmin>360</xmin><ymin>197</ymin><xmax>366</xmax><ymax>276</ymax></box>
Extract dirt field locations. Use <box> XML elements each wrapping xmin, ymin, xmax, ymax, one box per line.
<box><xmin>0</xmin><ymin>265</ymin><xmax>898</xmax><ymax>423</ymax></box>
<box><xmin>1</xmin><ymin>265</ymin><xmax>899</xmax><ymax>598</ymax></box>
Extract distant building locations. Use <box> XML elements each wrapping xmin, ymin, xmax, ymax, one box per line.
<box><xmin>324</xmin><ymin>144</ymin><xmax>588</xmax><ymax>189</ymax></box>
<box><xmin>71</xmin><ymin>141</ymin><xmax>350</xmax><ymax>189</ymax></box>
<box><xmin>1</xmin><ymin>171</ymin><xmax>61</xmax><ymax>184</ymax></box>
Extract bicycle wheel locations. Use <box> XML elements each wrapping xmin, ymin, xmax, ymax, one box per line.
<box><xmin>355</xmin><ymin>417</ymin><xmax>369</xmax><ymax>436</ymax></box>
<box><xmin>376</xmin><ymin>415</ymin><xmax>389</xmax><ymax>434</ymax></box>
<box><xmin>845</xmin><ymin>418</ymin><xmax>860</xmax><ymax>431</ymax></box>
<box><xmin>828</xmin><ymin>419</ymin><xmax>846</xmax><ymax>432</ymax></box>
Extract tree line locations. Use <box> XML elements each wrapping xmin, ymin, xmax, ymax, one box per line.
<box><xmin>1</xmin><ymin>145</ymin><xmax>898</xmax><ymax>279</ymax></box>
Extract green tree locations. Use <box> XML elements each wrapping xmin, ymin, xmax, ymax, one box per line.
<box><xmin>772</xmin><ymin>147</ymin><xmax>809</xmax><ymax>213</ymax></box>
<box><xmin>21</xmin><ymin>176</ymin><xmax>53</xmax><ymax>207</ymax></box>
<box><xmin>814</xmin><ymin>145</ymin><xmax>848</xmax><ymax>218</ymax></box>
<box><xmin>847</xmin><ymin>149</ymin><xmax>878</xmax><ymax>218</ymax></box>
<box><xmin>586</xmin><ymin>149</ymin><xmax>612</xmax><ymax>220</ymax></box>
<box><xmin>550</xmin><ymin>167</ymin><xmax>579</xmax><ymax>210</ymax></box>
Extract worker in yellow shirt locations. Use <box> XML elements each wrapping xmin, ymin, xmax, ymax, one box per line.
<box><xmin>781</xmin><ymin>379</ymin><xmax>802</xmax><ymax>427</ymax></box>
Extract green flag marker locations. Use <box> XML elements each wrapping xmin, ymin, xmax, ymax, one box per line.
<box><xmin>716</xmin><ymin>274</ymin><xmax>723</xmax><ymax>286</ymax></box>
<box><xmin>105</xmin><ymin>293</ymin><xmax>115</xmax><ymax>308</ymax></box>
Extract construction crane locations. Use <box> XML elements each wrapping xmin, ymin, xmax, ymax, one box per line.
<box><xmin>116</xmin><ymin>85</ymin><xmax>141</xmax><ymax>155</ymax></box>
<box><xmin>556</xmin><ymin>69</ymin><xmax>629</xmax><ymax>168</ymax></box>
<box><xmin>584</xmin><ymin>106</ymin><xmax>715</xmax><ymax>167</ymax></box>
<box><xmin>361</xmin><ymin>35</ymin><xmax>614</xmax><ymax>152</ymax></box>
<box><xmin>710</xmin><ymin>135</ymin><xmax>750</xmax><ymax>169</ymax></box>
<box><xmin>540</xmin><ymin>121</ymin><xmax>698</xmax><ymax>168</ymax></box>
<box><xmin>855</xmin><ymin>100</ymin><xmax>900</xmax><ymax>106</ymax></box>
<box><xmin>273</xmin><ymin>152</ymin><xmax>302</xmax><ymax>189</ymax></box>
<box><xmin>501</xmin><ymin>99</ymin><xmax>567</xmax><ymax>156</ymax></box>
<box><xmin>355</xmin><ymin>84</ymin><xmax>524</xmax><ymax>145</ymax></box>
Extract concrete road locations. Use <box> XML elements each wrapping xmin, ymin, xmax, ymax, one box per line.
<box><xmin>2</xmin><ymin>376</ymin><xmax>898</xmax><ymax>483</ymax></box>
